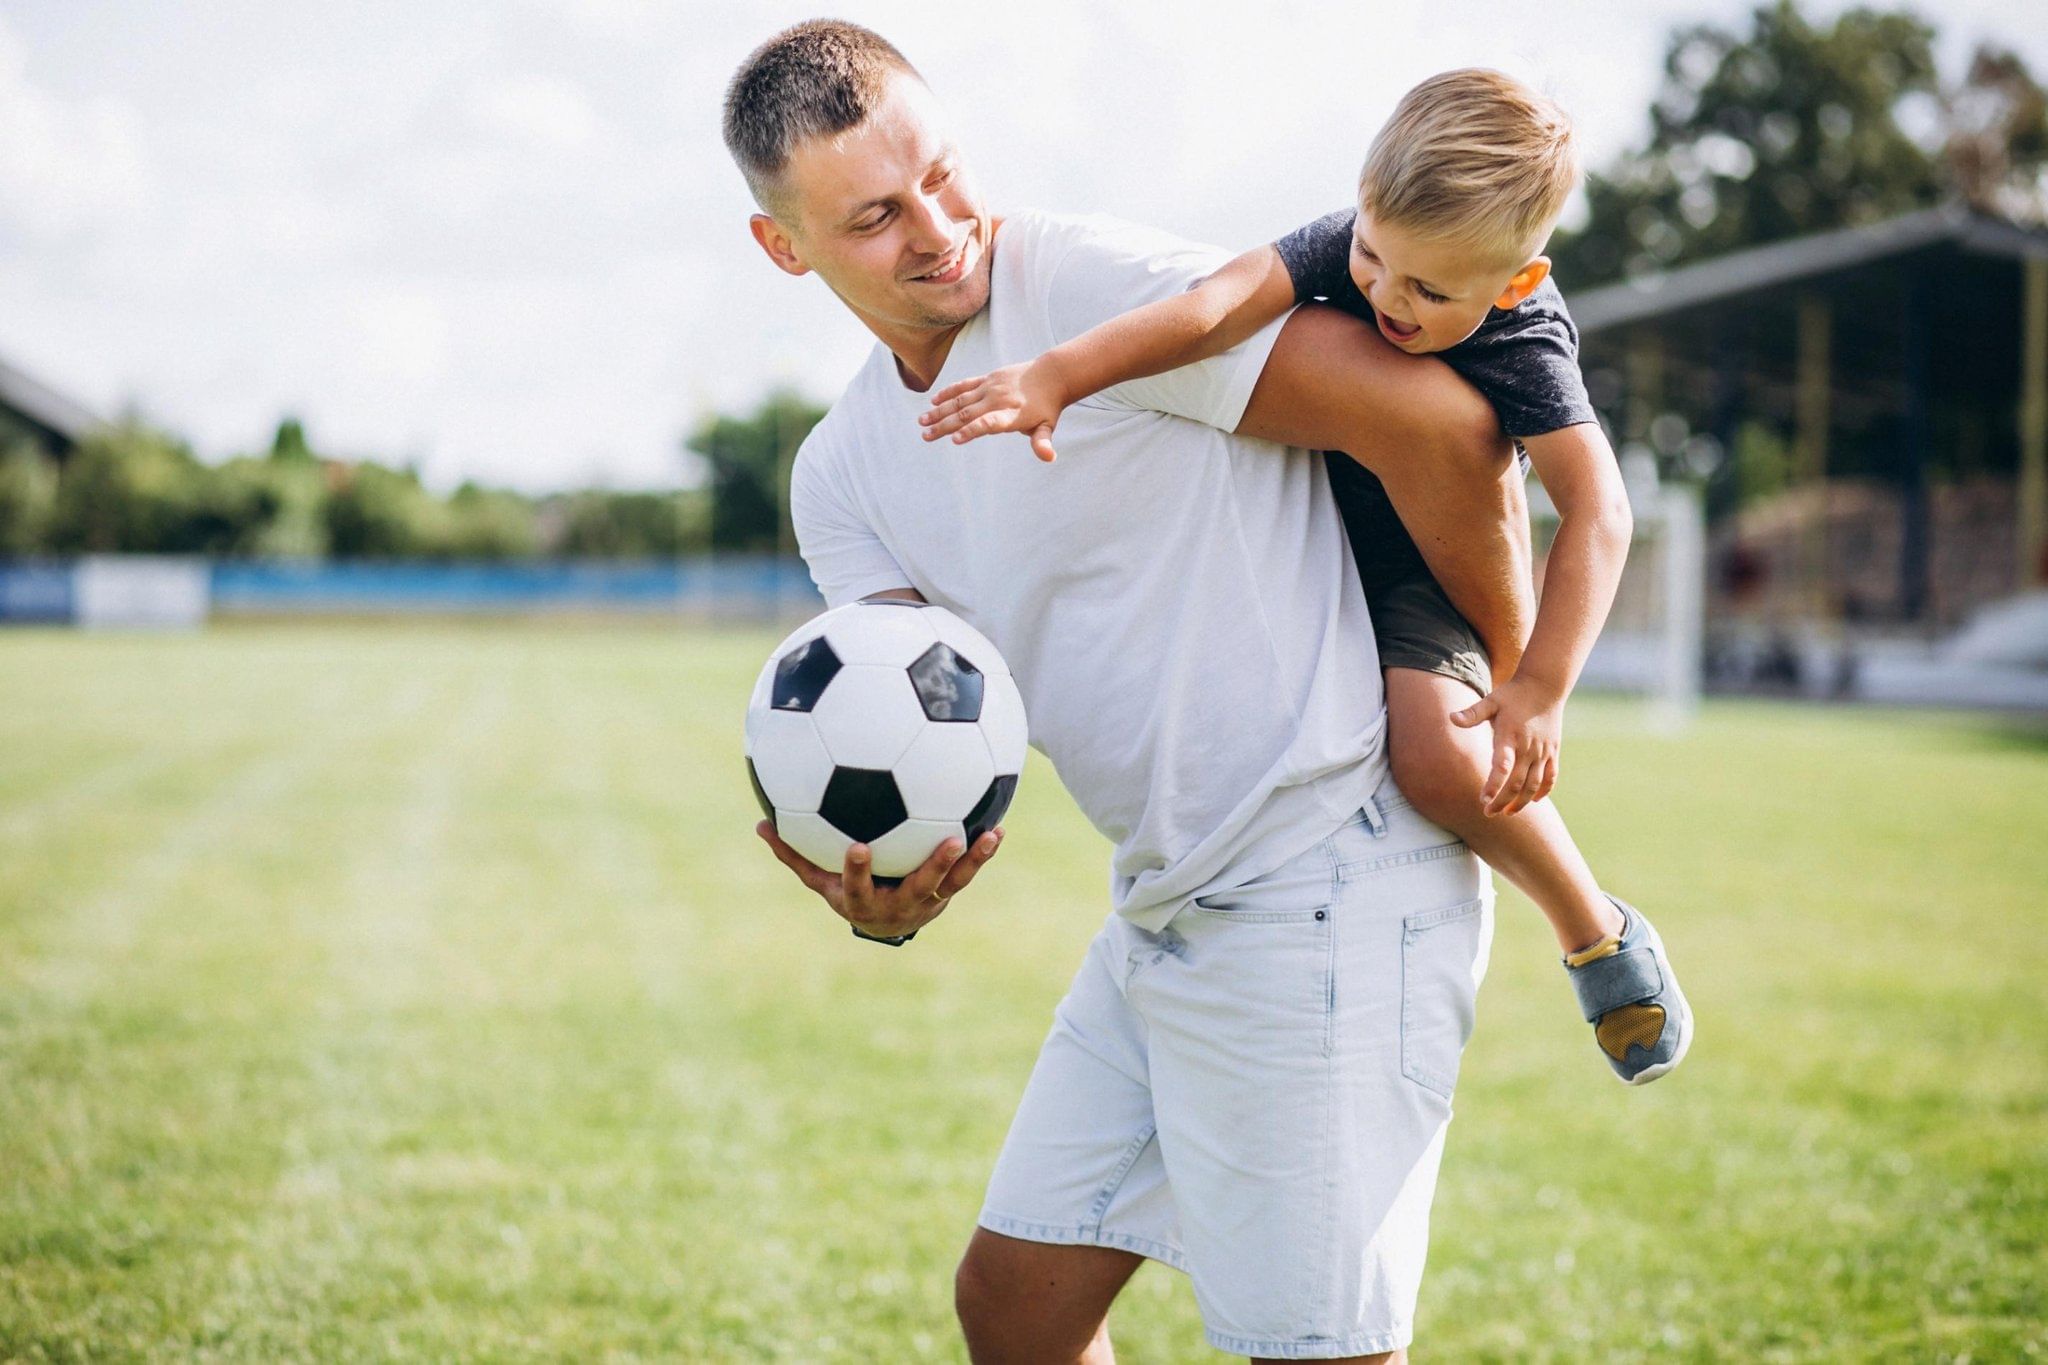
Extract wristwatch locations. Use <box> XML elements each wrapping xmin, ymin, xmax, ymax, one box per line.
<box><xmin>852</xmin><ymin>924</ymin><xmax>917</xmax><ymax>947</ymax></box>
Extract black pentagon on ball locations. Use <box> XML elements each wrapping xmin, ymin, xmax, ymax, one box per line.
<box><xmin>771</xmin><ymin>636</ymin><xmax>841</xmax><ymax>712</ymax></box>
<box><xmin>906</xmin><ymin>643</ymin><xmax>983</xmax><ymax>722</ymax></box>
<box><xmin>964</xmin><ymin>773</ymin><xmax>1019</xmax><ymax>843</ymax></box>
<box><xmin>819</xmin><ymin>767</ymin><xmax>909</xmax><ymax>844</ymax></box>
<box><xmin>744</xmin><ymin>756</ymin><xmax>775</xmax><ymax>821</ymax></box>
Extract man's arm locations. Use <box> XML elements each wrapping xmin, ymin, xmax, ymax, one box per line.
<box><xmin>1235</xmin><ymin>304</ymin><xmax>1534</xmax><ymax>677</ymax></box>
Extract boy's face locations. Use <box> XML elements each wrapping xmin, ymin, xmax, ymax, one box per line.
<box><xmin>1348</xmin><ymin>212</ymin><xmax>1550</xmax><ymax>353</ymax></box>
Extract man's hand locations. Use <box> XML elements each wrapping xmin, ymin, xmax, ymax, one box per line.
<box><xmin>918</xmin><ymin>358</ymin><xmax>1066</xmax><ymax>462</ymax></box>
<box><xmin>1451</xmin><ymin>674</ymin><xmax>1566</xmax><ymax>816</ymax></box>
<box><xmin>756</xmin><ymin>820</ymin><xmax>1003</xmax><ymax>940</ymax></box>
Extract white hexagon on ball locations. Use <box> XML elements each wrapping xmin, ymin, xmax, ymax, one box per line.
<box><xmin>820</xmin><ymin>603</ymin><xmax>937</xmax><ymax>666</ymax></box>
<box><xmin>978</xmin><ymin>672</ymin><xmax>1029</xmax><ymax>773</ymax></box>
<box><xmin>894</xmin><ymin>723</ymin><xmax>997</xmax><ymax>822</ymax></box>
<box><xmin>866</xmin><ymin>817</ymin><xmax>967</xmax><ymax>879</ymax></box>
<box><xmin>775</xmin><ymin>809</ymin><xmax>850</xmax><ymax>872</ymax></box>
<box><xmin>749</xmin><ymin>709</ymin><xmax>834</xmax><ymax>813</ymax></box>
<box><xmin>808</xmin><ymin>663</ymin><xmax>927</xmax><ymax>770</ymax></box>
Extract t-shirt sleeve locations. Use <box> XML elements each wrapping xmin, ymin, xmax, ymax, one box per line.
<box><xmin>1441</xmin><ymin>297</ymin><xmax>1599</xmax><ymax>439</ymax></box>
<box><xmin>1271</xmin><ymin>208</ymin><xmax>1357</xmax><ymax>304</ymax></box>
<box><xmin>1037</xmin><ymin>214</ymin><xmax>1289</xmax><ymax>434</ymax></box>
<box><xmin>788</xmin><ymin>437</ymin><xmax>912</xmax><ymax>609</ymax></box>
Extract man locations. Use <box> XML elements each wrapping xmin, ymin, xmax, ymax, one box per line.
<box><xmin>725</xmin><ymin>21</ymin><xmax>1529</xmax><ymax>1364</ymax></box>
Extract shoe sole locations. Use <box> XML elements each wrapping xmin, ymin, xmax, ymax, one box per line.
<box><xmin>1617</xmin><ymin>912</ymin><xmax>1692</xmax><ymax>1086</ymax></box>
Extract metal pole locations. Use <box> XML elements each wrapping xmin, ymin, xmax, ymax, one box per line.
<box><xmin>2021</xmin><ymin>257</ymin><xmax>2048</xmax><ymax>589</ymax></box>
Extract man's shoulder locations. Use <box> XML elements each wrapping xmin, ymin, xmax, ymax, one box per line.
<box><xmin>1002</xmin><ymin>208</ymin><xmax>1225</xmax><ymax>286</ymax></box>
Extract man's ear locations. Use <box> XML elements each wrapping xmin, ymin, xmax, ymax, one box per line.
<box><xmin>750</xmin><ymin>213</ymin><xmax>810</xmax><ymax>278</ymax></box>
<box><xmin>1494</xmin><ymin>256</ymin><xmax>1551</xmax><ymax>310</ymax></box>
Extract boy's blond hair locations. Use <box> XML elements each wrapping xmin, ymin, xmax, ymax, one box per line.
<box><xmin>1359</xmin><ymin>69</ymin><xmax>1579</xmax><ymax>269</ymax></box>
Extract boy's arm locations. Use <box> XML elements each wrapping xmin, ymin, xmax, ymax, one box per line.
<box><xmin>920</xmin><ymin>245</ymin><xmax>1296</xmax><ymax>460</ymax></box>
<box><xmin>1450</xmin><ymin>422</ymin><xmax>1632</xmax><ymax>813</ymax></box>
<box><xmin>1234</xmin><ymin>304</ymin><xmax>1534</xmax><ymax>678</ymax></box>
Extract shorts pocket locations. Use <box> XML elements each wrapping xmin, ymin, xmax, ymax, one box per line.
<box><xmin>1399</xmin><ymin>897</ymin><xmax>1489</xmax><ymax>1100</ymax></box>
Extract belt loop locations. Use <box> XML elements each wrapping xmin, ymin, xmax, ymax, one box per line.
<box><xmin>1362</xmin><ymin>795</ymin><xmax>1388</xmax><ymax>838</ymax></box>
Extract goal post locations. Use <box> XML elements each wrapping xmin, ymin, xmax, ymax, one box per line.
<box><xmin>1529</xmin><ymin>469</ymin><xmax>1705</xmax><ymax>729</ymax></box>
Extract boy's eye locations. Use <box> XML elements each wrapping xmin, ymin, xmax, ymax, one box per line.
<box><xmin>1414</xmin><ymin>284</ymin><xmax>1448</xmax><ymax>304</ymax></box>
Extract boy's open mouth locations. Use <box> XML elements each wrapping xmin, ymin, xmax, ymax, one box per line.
<box><xmin>1377</xmin><ymin>313</ymin><xmax>1422</xmax><ymax>344</ymax></box>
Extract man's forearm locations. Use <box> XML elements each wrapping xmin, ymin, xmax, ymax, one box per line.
<box><xmin>1236</xmin><ymin>305</ymin><xmax>1534</xmax><ymax>672</ymax></box>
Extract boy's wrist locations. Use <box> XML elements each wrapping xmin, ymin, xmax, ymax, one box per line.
<box><xmin>1030</xmin><ymin>349</ymin><xmax>1082</xmax><ymax>411</ymax></box>
<box><xmin>1509</xmin><ymin>663</ymin><xmax>1571</xmax><ymax>706</ymax></box>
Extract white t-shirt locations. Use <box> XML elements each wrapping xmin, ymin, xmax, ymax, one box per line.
<box><xmin>791</xmin><ymin>209</ymin><xmax>1388</xmax><ymax>930</ymax></box>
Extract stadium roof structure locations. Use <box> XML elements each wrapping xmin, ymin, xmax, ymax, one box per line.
<box><xmin>0</xmin><ymin>351</ymin><xmax>100</xmax><ymax>455</ymax></box>
<box><xmin>1561</xmin><ymin>204</ymin><xmax>2048</xmax><ymax>623</ymax></box>
<box><xmin>1570</xmin><ymin>204</ymin><xmax>2048</xmax><ymax>336</ymax></box>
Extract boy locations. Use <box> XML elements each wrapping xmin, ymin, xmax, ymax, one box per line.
<box><xmin>918</xmin><ymin>68</ymin><xmax>1691</xmax><ymax>1083</ymax></box>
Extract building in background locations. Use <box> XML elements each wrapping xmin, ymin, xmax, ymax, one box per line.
<box><xmin>0</xmin><ymin>352</ymin><xmax>98</xmax><ymax>462</ymax></box>
<box><xmin>1570</xmin><ymin>207</ymin><xmax>2048</xmax><ymax>641</ymax></box>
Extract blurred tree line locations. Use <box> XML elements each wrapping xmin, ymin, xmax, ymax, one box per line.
<box><xmin>0</xmin><ymin>393</ymin><xmax>824</xmax><ymax>560</ymax></box>
<box><xmin>1553</xmin><ymin>0</ymin><xmax>2048</xmax><ymax>286</ymax></box>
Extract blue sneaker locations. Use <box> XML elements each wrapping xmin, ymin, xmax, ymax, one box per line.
<box><xmin>1562</xmin><ymin>898</ymin><xmax>1693</xmax><ymax>1085</ymax></box>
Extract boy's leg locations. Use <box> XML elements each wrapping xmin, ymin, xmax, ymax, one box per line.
<box><xmin>955</xmin><ymin>1229</ymin><xmax>1141</xmax><ymax>1364</ymax></box>
<box><xmin>1385</xmin><ymin>665</ymin><xmax>1621</xmax><ymax>953</ymax></box>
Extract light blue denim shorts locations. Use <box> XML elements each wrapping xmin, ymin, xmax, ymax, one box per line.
<box><xmin>978</xmin><ymin>780</ymin><xmax>1494</xmax><ymax>1359</ymax></box>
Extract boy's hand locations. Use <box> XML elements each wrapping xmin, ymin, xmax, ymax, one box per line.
<box><xmin>1451</xmin><ymin>674</ymin><xmax>1567</xmax><ymax>816</ymax></box>
<box><xmin>918</xmin><ymin>358</ymin><xmax>1067</xmax><ymax>462</ymax></box>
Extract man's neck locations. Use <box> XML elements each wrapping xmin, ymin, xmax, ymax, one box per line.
<box><xmin>880</xmin><ymin>319</ymin><xmax>971</xmax><ymax>394</ymax></box>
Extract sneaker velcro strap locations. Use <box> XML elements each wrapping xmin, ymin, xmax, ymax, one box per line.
<box><xmin>1569</xmin><ymin>943</ymin><xmax>1665</xmax><ymax>1023</ymax></box>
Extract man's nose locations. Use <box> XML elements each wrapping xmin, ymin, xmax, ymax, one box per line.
<box><xmin>903</xmin><ymin>193</ymin><xmax>956</xmax><ymax>255</ymax></box>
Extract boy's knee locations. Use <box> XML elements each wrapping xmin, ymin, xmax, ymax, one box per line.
<box><xmin>1390</xmin><ymin>721</ymin><xmax>1488</xmax><ymax>832</ymax></box>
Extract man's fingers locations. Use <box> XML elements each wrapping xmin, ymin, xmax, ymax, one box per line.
<box><xmin>758</xmin><ymin>820</ymin><xmax>833</xmax><ymax>895</ymax></box>
<box><xmin>937</xmin><ymin>828</ymin><xmax>1001</xmax><ymax>898</ymax></box>
<box><xmin>839</xmin><ymin>842</ymin><xmax>876</xmax><ymax>911</ymax></box>
<box><xmin>1029</xmin><ymin>425</ymin><xmax>1058</xmax><ymax>463</ymax></box>
<box><xmin>898</xmin><ymin>835</ymin><xmax>967</xmax><ymax>902</ymax></box>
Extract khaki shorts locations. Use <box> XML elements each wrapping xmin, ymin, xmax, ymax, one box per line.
<box><xmin>1368</xmin><ymin>575</ymin><xmax>1493</xmax><ymax>699</ymax></box>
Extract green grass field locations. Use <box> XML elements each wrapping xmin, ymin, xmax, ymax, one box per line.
<box><xmin>0</xmin><ymin>623</ymin><xmax>2041</xmax><ymax>1362</ymax></box>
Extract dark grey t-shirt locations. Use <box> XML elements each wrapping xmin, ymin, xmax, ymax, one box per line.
<box><xmin>1272</xmin><ymin>207</ymin><xmax>1596</xmax><ymax>437</ymax></box>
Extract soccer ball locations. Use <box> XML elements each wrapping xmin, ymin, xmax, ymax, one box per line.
<box><xmin>745</xmin><ymin>599</ymin><xmax>1026</xmax><ymax>881</ymax></box>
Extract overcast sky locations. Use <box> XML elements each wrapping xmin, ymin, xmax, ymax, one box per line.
<box><xmin>0</xmin><ymin>0</ymin><xmax>2037</xmax><ymax>491</ymax></box>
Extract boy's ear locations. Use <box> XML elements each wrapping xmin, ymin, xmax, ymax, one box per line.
<box><xmin>750</xmin><ymin>214</ymin><xmax>811</xmax><ymax>278</ymax></box>
<box><xmin>1494</xmin><ymin>256</ymin><xmax>1551</xmax><ymax>310</ymax></box>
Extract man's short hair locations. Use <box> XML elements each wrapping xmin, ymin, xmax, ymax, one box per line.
<box><xmin>1359</xmin><ymin>68</ymin><xmax>1579</xmax><ymax>269</ymax></box>
<box><xmin>723</xmin><ymin>19</ymin><xmax>922</xmax><ymax>218</ymax></box>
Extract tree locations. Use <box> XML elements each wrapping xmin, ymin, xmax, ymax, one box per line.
<box><xmin>0</xmin><ymin>441</ymin><xmax>58</xmax><ymax>555</ymax></box>
<box><xmin>322</xmin><ymin>461</ymin><xmax>449</xmax><ymax>558</ymax></box>
<box><xmin>685</xmin><ymin>389</ymin><xmax>823</xmax><ymax>553</ymax></box>
<box><xmin>1553</xmin><ymin>2</ymin><xmax>2048</xmax><ymax>285</ymax></box>
<box><xmin>47</xmin><ymin>422</ymin><xmax>211</xmax><ymax>553</ymax></box>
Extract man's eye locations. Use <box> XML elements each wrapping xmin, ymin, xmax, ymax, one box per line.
<box><xmin>857</xmin><ymin>209</ymin><xmax>892</xmax><ymax>232</ymax></box>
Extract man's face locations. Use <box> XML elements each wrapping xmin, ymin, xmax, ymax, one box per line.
<box><xmin>757</xmin><ymin>74</ymin><xmax>993</xmax><ymax>341</ymax></box>
<box><xmin>1347</xmin><ymin>212</ymin><xmax>1542</xmax><ymax>355</ymax></box>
